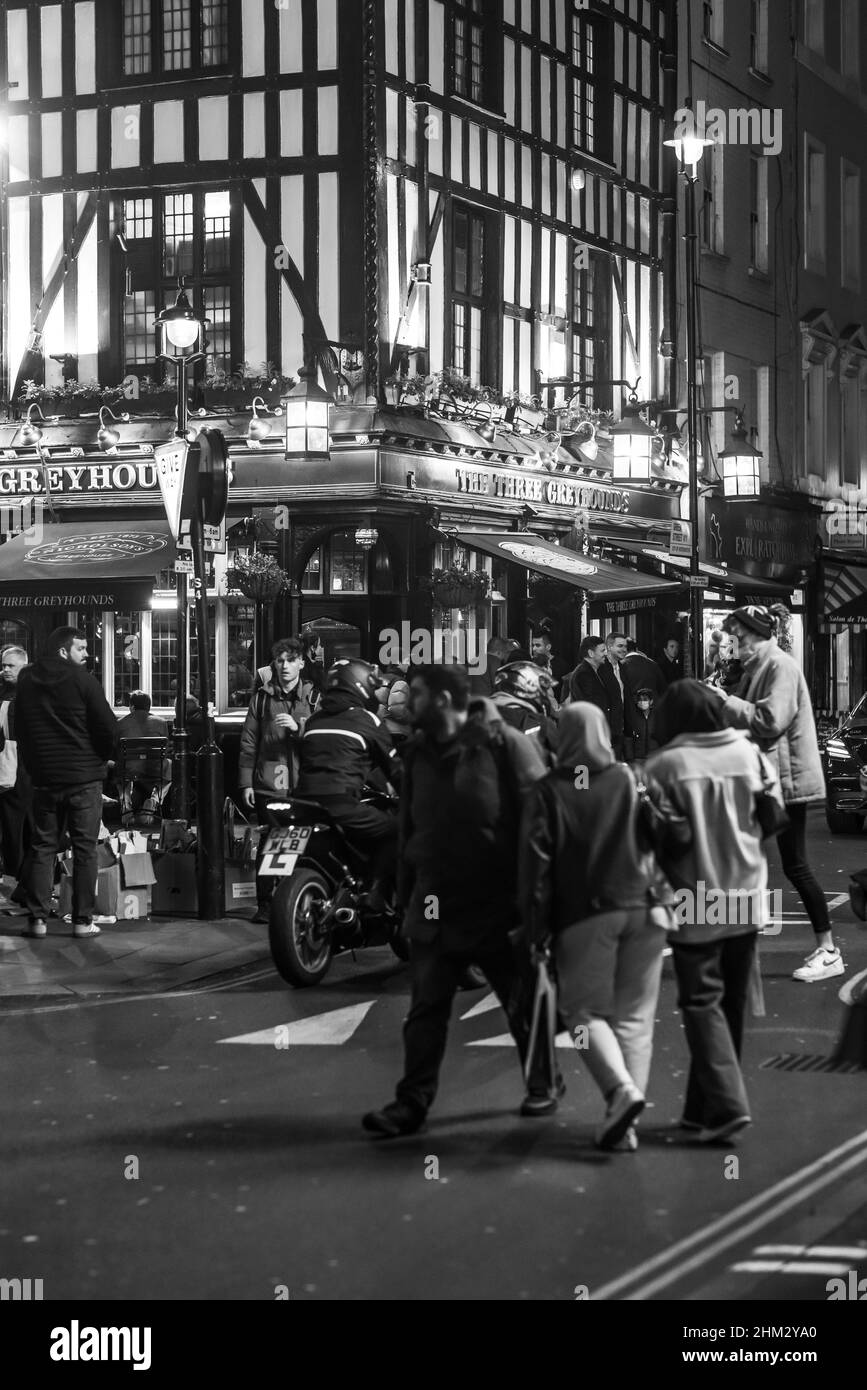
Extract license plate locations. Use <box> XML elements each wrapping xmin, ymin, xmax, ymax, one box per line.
<box><xmin>259</xmin><ymin>825</ymin><xmax>313</xmax><ymax>876</ymax></box>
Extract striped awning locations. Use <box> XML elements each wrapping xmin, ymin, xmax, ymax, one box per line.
<box><xmin>822</xmin><ymin>559</ymin><xmax>867</xmax><ymax>623</ymax></box>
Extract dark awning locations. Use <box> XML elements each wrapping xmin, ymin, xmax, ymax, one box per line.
<box><xmin>0</xmin><ymin>520</ymin><xmax>176</xmax><ymax>610</ymax></box>
<box><xmin>602</xmin><ymin>539</ymin><xmax>794</xmax><ymax>594</ymax></box>
<box><xmin>822</xmin><ymin>558</ymin><xmax>867</xmax><ymax>622</ymax></box>
<box><xmin>454</xmin><ymin>531</ymin><xmax>684</xmax><ymax>599</ymax></box>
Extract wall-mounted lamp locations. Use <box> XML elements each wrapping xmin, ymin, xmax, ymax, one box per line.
<box><xmin>97</xmin><ymin>405</ymin><xmax>130</xmax><ymax>455</ymax></box>
<box><xmin>718</xmin><ymin>412</ymin><xmax>763</xmax><ymax>498</ymax></box>
<box><xmin>285</xmin><ymin>360</ymin><xmax>332</xmax><ymax>459</ymax></box>
<box><xmin>574</xmin><ymin>420</ymin><xmax>599</xmax><ymax>462</ymax></box>
<box><xmin>246</xmin><ymin>396</ymin><xmax>274</xmax><ymax>448</ymax></box>
<box><xmin>536</xmin><ymin>431</ymin><xmax>562</xmax><ymax>471</ymax></box>
<box><xmin>19</xmin><ymin>403</ymin><xmax>54</xmax><ymax>446</ymax></box>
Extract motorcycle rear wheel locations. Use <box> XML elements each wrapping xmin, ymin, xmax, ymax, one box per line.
<box><xmin>269</xmin><ymin>869</ymin><xmax>334</xmax><ymax>987</ymax></box>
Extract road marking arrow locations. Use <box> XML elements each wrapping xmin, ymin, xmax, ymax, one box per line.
<box><xmin>460</xmin><ymin>991</ymin><xmax>502</xmax><ymax>1021</ymax></box>
<box><xmin>467</xmin><ymin>1032</ymin><xmax>575</xmax><ymax>1049</ymax></box>
<box><xmin>217</xmin><ymin>1001</ymin><xmax>376</xmax><ymax>1046</ymax></box>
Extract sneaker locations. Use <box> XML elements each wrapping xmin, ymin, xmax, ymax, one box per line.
<box><xmin>25</xmin><ymin>919</ymin><xmax>47</xmax><ymax>939</ymax></box>
<box><xmin>520</xmin><ymin>1077</ymin><xmax>566</xmax><ymax>1117</ymax></box>
<box><xmin>695</xmin><ymin>1115</ymin><xmax>751</xmax><ymax>1144</ymax></box>
<box><xmin>72</xmin><ymin>922</ymin><xmax>101</xmax><ymax>938</ymax></box>
<box><xmin>792</xmin><ymin>947</ymin><xmax>845</xmax><ymax>983</ymax></box>
<box><xmin>611</xmin><ymin>1125</ymin><xmax>639</xmax><ymax>1153</ymax></box>
<box><xmin>595</xmin><ymin>1082</ymin><xmax>645</xmax><ymax>1150</ymax></box>
<box><xmin>361</xmin><ymin>1101</ymin><xmax>426</xmax><ymax>1138</ymax></box>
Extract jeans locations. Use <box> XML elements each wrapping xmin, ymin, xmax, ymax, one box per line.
<box><xmin>395</xmin><ymin>938</ymin><xmax>535</xmax><ymax>1115</ymax></box>
<box><xmin>671</xmin><ymin>931</ymin><xmax>756</xmax><ymax>1129</ymax></box>
<box><xmin>776</xmin><ymin>802</ymin><xmax>829</xmax><ymax>936</ymax></box>
<box><xmin>555</xmin><ymin>909</ymin><xmax>667</xmax><ymax>1099</ymax></box>
<box><xmin>22</xmin><ymin>782</ymin><xmax>103</xmax><ymax>923</ymax></box>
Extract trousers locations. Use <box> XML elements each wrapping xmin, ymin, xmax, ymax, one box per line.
<box><xmin>671</xmin><ymin>931</ymin><xmax>756</xmax><ymax>1129</ymax></box>
<box><xmin>22</xmin><ymin>782</ymin><xmax>103</xmax><ymax>923</ymax></box>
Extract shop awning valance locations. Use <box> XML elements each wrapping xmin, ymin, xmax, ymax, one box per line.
<box><xmin>0</xmin><ymin>520</ymin><xmax>177</xmax><ymax>610</ymax></box>
<box><xmin>454</xmin><ymin>531</ymin><xmax>684</xmax><ymax>599</ymax></box>
<box><xmin>602</xmin><ymin>539</ymin><xmax>794</xmax><ymax>594</ymax></box>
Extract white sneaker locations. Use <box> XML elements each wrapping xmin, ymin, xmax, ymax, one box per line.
<box><xmin>792</xmin><ymin>947</ymin><xmax>845</xmax><ymax>983</ymax></box>
<box><xmin>595</xmin><ymin>1082</ymin><xmax>645</xmax><ymax>1150</ymax></box>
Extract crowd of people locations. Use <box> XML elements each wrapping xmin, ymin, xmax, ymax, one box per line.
<box><xmin>1</xmin><ymin>604</ymin><xmax>844</xmax><ymax>1153</ymax></box>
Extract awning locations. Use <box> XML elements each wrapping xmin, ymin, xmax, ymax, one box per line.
<box><xmin>601</xmin><ymin>539</ymin><xmax>794</xmax><ymax>594</ymax></box>
<box><xmin>454</xmin><ymin>531</ymin><xmax>684</xmax><ymax>599</ymax></box>
<box><xmin>822</xmin><ymin>558</ymin><xmax>867</xmax><ymax>622</ymax></box>
<box><xmin>0</xmin><ymin>520</ymin><xmax>176</xmax><ymax>610</ymax></box>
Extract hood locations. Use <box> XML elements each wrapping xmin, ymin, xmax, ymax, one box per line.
<box><xmin>27</xmin><ymin>656</ymin><xmax>82</xmax><ymax>691</ymax></box>
<box><xmin>318</xmin><ymin>689</ymin><xmax>369</xmax><ymax>716</ymax></box>
<box><xmin>555</xmin><ymin>702</ymin><xmax>615</xmax><ymax>772</ymax></box>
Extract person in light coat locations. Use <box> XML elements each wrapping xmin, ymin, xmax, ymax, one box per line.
<box><xmin>645</xmin><ymin>681</ymin><xmax>770</xmax><ymax>1144</ymax></box>
<box><xmin>715</xmin><ymin>605</ymin><xmax>843</xmax><ymax>985</ymax></box>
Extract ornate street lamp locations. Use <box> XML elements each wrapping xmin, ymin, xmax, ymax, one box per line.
<box><xmin>285</xmin><ymin>359</ymin><xmax>332</xmax><ymax>458</ymax></box>
<box><xmin>609</xmin><ymin>390</ymin><xmax>657</xmax><ymax>482</ymax></box>
<box><xmin>719</xmin><ymin>413</ymin><xmax>763</xmax><ymax>498</ymax></box>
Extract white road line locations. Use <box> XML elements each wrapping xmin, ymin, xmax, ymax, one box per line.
<box><xmin>753</xmin><ymin>1243</ymin><xmax>867</xmax><ymax>1259</ymax></box>
<box><xmin>592</xmin><ymin>1129</ymin><xmax>867</xmax><ymax>1301</ymax></box>
<box><xmin>827</xmin><ymin>893</ymin><xmax>851</xmax><ymax>910</ymax></box>
<box><xmin>460</xmin><ymin>991</ymin><xmax>502</xmax><ymax>1021</ymax></box>
<box><xmin>730</xmin><ymin>1260</ymin><xmax>853</xmax><ymax>1276</ymax></box>
<box><xmin>217</xmin><ymin>1001</ymin><xmax>376</xmax><ymax>1046</ymax></box>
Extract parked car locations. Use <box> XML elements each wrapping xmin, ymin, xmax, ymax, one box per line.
<box><xmin>822</xmin><ymin>693</ymin><xmax>867</xmax><ymax>833</ymax></box>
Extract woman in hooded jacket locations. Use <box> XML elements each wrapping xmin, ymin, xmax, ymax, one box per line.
<box><xmin>644</xmin><ymin>679</ymin><xmax>770</xmax><ymax>1145</ymax></box>
<box><xmin>517</xmin><ymin>702</ymin><xmax>672</xmax><ymax>1152</ymax></box>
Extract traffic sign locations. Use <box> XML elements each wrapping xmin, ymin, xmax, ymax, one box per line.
<box><xmin>197</xmin><ymin>429</ymin><xmax>230</xmax><ymax>528</ymax></box>
<box><xmin>176</xmin><ymin>518</ymin><xmax>226</xmax><ymax>555</ymax></box>
<box><xmin>688</xmin><ymin>574</ymin><xmax>706</xmax><ymax>587</ymax></box>
<box><xmin>173</xmin><ymin>556</ymin><xmax>194</xmax><ymax>574</ymax></box>
<box><xmin>154</xmin><ymin>438</ymin><xmax>198</xmax><ymax>542</ymax></box>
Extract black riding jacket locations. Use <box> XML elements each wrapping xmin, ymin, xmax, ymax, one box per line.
<box><xmin>295</xmin><ymin>691</ymin><xmax>398</xmax><ymax>802</ymax></box>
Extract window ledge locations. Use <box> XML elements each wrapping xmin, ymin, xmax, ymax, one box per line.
<box><xmin>448</xmin><ymin>93</ymin><xmax>506</xmax><ymax>124</ymax></box>
<box><xmin>747</xmin><ymin>266</ymin><xmax>772</xmax><ymax>282</ymax></box>
<box><xmin>748</xmin><ymin>66</ymin><xmax>773</xmax><ymax>87</ymax></box>
<box><xmin>700</xmin><ymin>247</ymin><xmax>730</xmax><ymax>264</ymax></box>
<box><xmin>702</xmin><ymin>38</ymin><xmax>730</xmax><ymax>61</ymax></box>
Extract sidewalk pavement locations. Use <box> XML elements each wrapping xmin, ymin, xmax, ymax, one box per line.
<box><xmin>0</xmin><ymin>885</ymin><xmax>272</xmax><ymax>1002</ymax></box>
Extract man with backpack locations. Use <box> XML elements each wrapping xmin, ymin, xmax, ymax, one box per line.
<box><xmin>362</xmin><ymin>665</ymin><xmax>550</xmax><ymax>1138</ymax></box>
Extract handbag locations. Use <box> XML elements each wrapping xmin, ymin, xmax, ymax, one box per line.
<box><xmin>848</xmin><ymin>868</ymin><xmax>867</xmax><ymax>921</ymax></box>
<box><xmin>753</xmin><ymin>749</ymin><xmax>789</xmax><ymax>842</ymax></box>
<box><xmin>630</xmin><ymin>768</ymin><xmax>691</xmax><ymax>859</ymax></box>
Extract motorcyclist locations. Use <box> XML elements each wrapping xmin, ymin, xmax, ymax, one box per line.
<box><xmin>491</xmin><ymin>661</ymin><xmax>559</xmax><ymax>763</ymax></box>
<box><xmin>294</xmin><ymin>658</ymin><xmax>400</xmax><ymax>912</ymax></box>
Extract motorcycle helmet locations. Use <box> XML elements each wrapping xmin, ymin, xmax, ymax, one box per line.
<box><xmin>493</xmin><ymin>661</ymin><xmax>547</xmax><ymax>711</ymax></box>
<box><xmin>325</xmin><ymin>658</ymin><xmax>381</xmax><ymax>710</ymax></box>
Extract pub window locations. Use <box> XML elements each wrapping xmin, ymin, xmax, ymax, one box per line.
<box><xmin>114</xmin><ymin>613</ymin><xmax>143</xmax><ymax>703</ymax></box>
<box><xmin>451</xmin><ymin>203</ymin><xmax>494</xmax><ymax>386</ymax></box>
<box><xmin>151</xmin><ymin>611</ymin><xmax>178</xmax><ymax>708</ymax></box>
<box><xmin>226</xmin><ymin>603</ymin><xmax>255</xmax><ymax>708</ymax></box>
<box><xmin>330</xmin><ymin>533</ymin><xmax>369</xmax><ymax>595</ymax></box>
<box><xmin>571</xmin><ymin>248</ymin><xmax>611</xmax><ymax>409</ymax></box>
<box><xmin>122</xmin><ymin>0</ymin><xmax>229</xmax><ymax>78</ymax></box>
<box><xmin>571</xmin><ymin>8</ymin><xmax>612</xmax><ymax>164</ymax></box>
<box><xmin>301</xmin><ymin>547</ymin><xmax>323</xmax><ymax>594</ymax></box>
<box><xmin>451</xmin><ymin>0</ymin><xmax>499</xmax><ymax>109</ymax></box>
<box><xmin>118</xmin><ymin>189</ymin><xmax>233</xmax><ymax>380</ymax></box>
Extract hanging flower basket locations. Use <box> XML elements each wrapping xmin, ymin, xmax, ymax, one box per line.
<box><xmin>226</xmin><ymin>552</ymin><xmax>291</xmax><ymax>603</ymax></box>
<box><xmin>425</xmin><ymin>567</ymin><xmax>491</xmax><ymax>608</ymax></box>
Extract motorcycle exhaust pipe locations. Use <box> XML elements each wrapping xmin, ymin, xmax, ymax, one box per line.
<box><xmin>334</xmin><ymin>907</ymin><xmax>357</xmax><ymax>925</ymax></box>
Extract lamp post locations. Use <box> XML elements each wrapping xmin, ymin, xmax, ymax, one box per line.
<box><xmin>665</xmin><ymin>128</ymin><xmax>714</xmax><ymax>678</ymax></box>
<box><xmin>157</xmin><ymin>286</ymin><xmax>226</xmax><ymax>919</ymax></box>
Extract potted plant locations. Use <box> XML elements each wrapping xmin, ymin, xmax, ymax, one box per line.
<box><xmin>424</xmin><ymin>565</ymin><xmax>491</xmax><ymax>608</ymax></box>
<box><xmin>226</xmin><ymin>551</ymin><xmax>292</xmax><ymax>603</ymax></box>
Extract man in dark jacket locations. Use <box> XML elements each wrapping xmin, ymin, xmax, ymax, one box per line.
<box><xmin>0</xmin><ymin>646</ymin><xmax>32</xmax><ymax>891</ymax></box>
<box><xmin>15</xmin><ymin>627</ymin><xmax>118</xmax><ymax>939</ymax></box>
<box><xmin>362</xmin><ymin>665</ymin><xmax>550</xmax><ymax>1139</ymax></box>
<box><xmin>566</xmin><ymin>635</ymin><xmax>611</xmax><ymax>717</ymax></box>
<box><xmin>295</xmin><ymin>658</ymin><xmax>399</xmax><ymax>909</ymax></box>
<box><xmin>658</xmin><ymin>637</ymin><xmax>682</xmax><ymax>686</ymax></box>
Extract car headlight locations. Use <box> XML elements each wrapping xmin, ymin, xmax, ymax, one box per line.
<box><xmin>825</xmin><ymin>739</ymin><xmax>852</xmax><ymax>760</ymax></box>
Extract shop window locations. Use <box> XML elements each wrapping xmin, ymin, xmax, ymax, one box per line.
<box><xmin>74</xmin><ymin>614</ymin><xmax>105</xmax><ymax>687</ymax></box>
<box><xmin>189</xmin><ymin>603</ymin><xmax>217</xmax><ymax>706</ymax></box>
<box><xmin>301</xmin><ymin>547</ymin><xmax>323</xmax><ymax>594</ymax></box>
<box><xmin>122</xmin><ymin>0</ymin><xmax>229</xmax><ymax>78</ymax></box>
<box><xmin>151</xmin><ymin>611</ymin><xmax>178</xmax><ymax>709</ymax></box>
<box><xmin>330</xmin><ymin>533</ymin><xmax>368</xmax><ymax>595</ymax></box>
<box><xmin>451</xmin><ymin>203</ymin><xmax>496</xmax><ymax>386</ymax></box>
<box><xmin>118</xmin><ymin>189</ymin><xmax>233</xmax><ymax>380</ymax></box>
<box><xmin>0</xmin><ymin>621</ymin><xmax>31</xmax><ymax>654</ymax></box>
<box><xmin>227</xmin><ymin>604</ymin><xmax>256</xmax><ymax>708</ymax></box>
<box><xmin>114</xmin><ymin>613</ymin><xmax>142</xmax><ymax>705</ymax></box>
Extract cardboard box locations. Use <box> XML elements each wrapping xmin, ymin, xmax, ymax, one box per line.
<box><xmin>58</xmin><ymin>860</ymin><xmax>120</xmax><ymax>921</ymax></box>
<box><xmin>225</xmin><ymin>861</ymin><xmax>257</xmax><ymax>905</ymax></box>
<box><xmin>152</xmin><ymin>853</ymin><xmax>198</xmax><ymax>916</ymax></box>
<box><xmin>116</xmin><ymin>853</ymin><xmax>157</xmax><ymax>920</ymax></box>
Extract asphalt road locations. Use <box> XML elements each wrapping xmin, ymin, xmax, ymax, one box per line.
<box><xmin>2</xmin><ymin>807</ymin><xmax>866</xmax><ymax>1304</ymax></box>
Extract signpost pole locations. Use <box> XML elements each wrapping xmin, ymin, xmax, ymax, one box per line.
<box><xmin>190</xmin><ymin>498</ymin><xmax>225</xmax><ymax>921</ymax></box>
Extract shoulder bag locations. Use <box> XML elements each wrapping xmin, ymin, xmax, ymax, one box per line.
<box><xmin>753</xmin><ymin>748</ymin><xmax>789</xmax><ymax>842</ymax></box>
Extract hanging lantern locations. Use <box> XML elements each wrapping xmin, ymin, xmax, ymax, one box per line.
<box><xmin>285</xmin><ymin>362</ymin><xmax>332</xmax><ymax>458</ymax></box>
<box><xmin>610</xmin><ymin>399</ymin><xmax>655</xmax><ymax>482</ymax></box>
<box><xmin>719</xmin><ymin>416</ymin><xmax>762</xmax><ymax>498</ymax></box>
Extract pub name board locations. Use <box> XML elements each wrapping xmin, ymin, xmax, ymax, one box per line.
<box><xmin>0</xmin><ymin>462</ymin><xmax>159</xmax><ymax>495</ymax></box>
<box><xmin>453</xmin><ymin>466</ymin><xmax>630</xmax><ymax>512</ymax></box>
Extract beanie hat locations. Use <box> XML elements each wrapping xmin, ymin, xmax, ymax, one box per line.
<box><xmin>725</xmin><ymin>605</ymin><xmax>775</xmax><ymax>639</ymax></box>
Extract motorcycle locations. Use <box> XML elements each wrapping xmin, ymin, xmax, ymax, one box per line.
<box><xmin>260</xmin><ymin>788</ymin><xmax>409</xmax><ymax>987</ymax></box>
